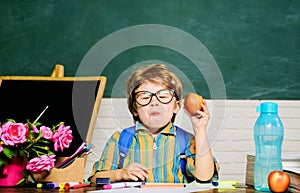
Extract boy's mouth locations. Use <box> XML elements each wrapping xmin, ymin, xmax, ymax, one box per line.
<box><xmin>150</xmin><ymin>111</ymin><xmax>161</xmax><ymax>116</ymax></box>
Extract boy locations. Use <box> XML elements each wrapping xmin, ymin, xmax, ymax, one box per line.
<box><xmin>89</xmin><ymin>64</ymin><xmax>218</xmax><ymax>183</ymax></box>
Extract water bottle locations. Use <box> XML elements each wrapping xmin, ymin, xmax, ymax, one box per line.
<box><xmin>254</xmin><ymin>102</ymin><xmax>284</xmax><ymax>191</ymax></box>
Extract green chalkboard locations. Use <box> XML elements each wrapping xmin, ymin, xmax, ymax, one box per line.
<box><xmin>0</xmin><ymin>0</ymin><xmax>299</xmax><ymax>99</ymax></box>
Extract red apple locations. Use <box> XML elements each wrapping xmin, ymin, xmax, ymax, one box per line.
<box><xmin>184</xmin><ymin>93</ymin><xmax>203</xmax><ymax>115</ymax></box>
<box><xmin>268</xmin><ymin>170</ymin><xmax>290</xmax><ymax>193</ymax></box>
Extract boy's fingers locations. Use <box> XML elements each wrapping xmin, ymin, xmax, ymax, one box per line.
<box><xmin>130</xmin><ymin>170</ymin><xmax>148</xmax><ymax>181</ymax></box>
<box><xmin>138</xmin><ymin>165</ymin><xmax>150</xmax><ymax>173</ymax></box>
<box><xmin>132</xmin><ymin>163</ymin><xmax>150</xmax><ymax>173</ymax></box>
<box><xmin>128</xmin><ymin>173</ymin><xmax>139</xmax><ymax>181</ymax></box>
<box><xmin>135</xmin><ymin>172</ymin><xmax>146</xmax><ymax>181</ymax></box>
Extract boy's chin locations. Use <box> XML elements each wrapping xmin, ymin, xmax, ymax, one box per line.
<box><xmin>144</xmin><ymin>120</ymin><xmax>170</xmax><ymax>131</ymax></box>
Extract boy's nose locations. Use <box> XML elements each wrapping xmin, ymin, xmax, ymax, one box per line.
<box><xmin>150</xmin><ymin>95</ymin><xmax>159</xmax><ymax>106</ymax></box>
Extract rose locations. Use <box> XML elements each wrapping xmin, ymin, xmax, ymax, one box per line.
<box><xmin>40</xmin><ymin>126</ymin><xmax>53</xmax><ymax>139</ymax></box>
<box><xmin>52</xmin><ymin>124</ymin><xmax>73</xmax><ymax>152</ymax></box>
<box><xmin>1</xmin><ymin>121</ymin><xmax>27</xmax><ymax>146</ymax></box>
<box><xmin>26</xmin><ymin>154</ymin><xmax>56</xmax><ymax>173</ymax></box>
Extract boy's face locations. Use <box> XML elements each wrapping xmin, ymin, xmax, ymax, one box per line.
<box><xmin>133</xmin><ymin>80</ymin><xmax>180</xmax><ymax>133</ymax></box>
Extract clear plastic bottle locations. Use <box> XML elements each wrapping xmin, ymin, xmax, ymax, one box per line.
<box><xmin>254</xmin><ymin>102</ymin><xmax>284</xmax><ymax>191</ymax></box>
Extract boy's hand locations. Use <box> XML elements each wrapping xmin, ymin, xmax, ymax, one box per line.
<box><xmin>185</xmin><ymin>99</ymin><xmax>210</xmax><ymax>133</ymax></box>
<box><xmin>120</xmin><ymin>163</ymin><xmax>149</xmax><ymax>181</ymax></box>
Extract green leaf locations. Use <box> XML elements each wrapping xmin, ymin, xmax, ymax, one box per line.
<box><xmin>0</xmin><ymin>158</ymin><xmax>6</xmax><ymax>168</ymax></box>
<box><xmin>37</xmin><ymin>139</ymin><xmax>51</xmax><ymax>144</ymax></box>
<box><xmin>18</xmin><ymin>149</ymin><xmax>25</xmax><ymax>157</ymax></box>
<box><xmin>3</xmin><ymin>147</ymin><xmax>17</xmax><ymax>159</ymax></box>
<box><xmin>47</xmin><ymin>151</ymin><xmax>55</xmax><ymax>155</ymax></box>
<box><xmin>52</xmin><ymin>122</ymin><xmax>64</xmax><ymax>131</ymax></box>
<box><xmin>6</xmin><ymin>119</ymin><xmax>16</xmax><ymax>123</ymax></box>
<box><xmin>31</xmin><ymin>147</ymin><xmax>49</xmax><ymax>155</ymax></box>
<box><xmin>34</xmin><ymin>121</ymin><xmax>42</xmax><ymax>127</ymax></box>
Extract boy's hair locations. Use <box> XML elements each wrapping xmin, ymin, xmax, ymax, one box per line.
<box><xmin>126</xmin><ymin>64</ymin><xmax>183</xmax><ymax>121</ymax></box>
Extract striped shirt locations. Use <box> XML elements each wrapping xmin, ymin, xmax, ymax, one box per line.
<box><xmin>91</xmin><ymin>121</ymin><xmax>219</xmax><ymax>183</ymax></box>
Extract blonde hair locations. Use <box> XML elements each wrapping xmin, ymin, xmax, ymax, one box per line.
<box><xmin>126</xmin><ymin>64</ymin><xmax>182</xmax><ymax>120</ymax></box>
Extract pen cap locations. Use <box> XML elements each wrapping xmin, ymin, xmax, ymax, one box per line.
<box><xmin>96</xmin><ymin>177</ymin><xmax>110</xmax><ymax>186</ymax></box>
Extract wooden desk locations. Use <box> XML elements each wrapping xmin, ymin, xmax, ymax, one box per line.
<box><xmin>0</xmin><ymin>186</ymin><xmax>260</xmax><ymax>193</ymax></box>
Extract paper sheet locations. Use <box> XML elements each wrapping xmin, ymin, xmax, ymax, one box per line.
<box><xmin>87</xmin><ymin>182</ymin><xmax>214</xmax><ymax>193</ymax></box>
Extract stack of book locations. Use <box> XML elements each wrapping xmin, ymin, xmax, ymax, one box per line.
<box><xmin>245</xmin><ymin>154</ymin><xmax>255</xmax><ymax>186</ymax></box>
<box><xmin>282</xmin><ymin>155</ymin><xmax>300</xmax><ymax>170</ymax></box>
<box><xmin>283</xmin><ymin>168</ymin><xmax>300</xmax><ymax>193</ymax></box>
<box><xmin>282</xmin><ymin>155</ymin><xmax>300</xmax><ymax>193</ymax></box>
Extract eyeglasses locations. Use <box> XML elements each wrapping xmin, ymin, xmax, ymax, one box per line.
<box><xmin>134</xmin><ymin>88</ymin><xmax>177</xmax><ymax>106</ymax></box>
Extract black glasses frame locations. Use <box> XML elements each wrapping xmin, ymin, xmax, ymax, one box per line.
<box><xmin>134</xmin><ymin>88</ymin><xmax>178</xmax><ymax>106</ymax></box>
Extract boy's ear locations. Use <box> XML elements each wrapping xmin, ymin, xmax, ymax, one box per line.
<box><xmin>173</xmin><ymin>101</ymin><xmax>180</xmax><ymax>114</ymax></box>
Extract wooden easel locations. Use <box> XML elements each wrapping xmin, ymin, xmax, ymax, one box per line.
<box><xmin>0</xmin><ymin>64</ymin><xmax>107</xmax><ymax>167</ymax></box>
<box><xmin>50</xmin><ymin>64</ymin><xmax>65</xmax><ymax>78</ymax></box>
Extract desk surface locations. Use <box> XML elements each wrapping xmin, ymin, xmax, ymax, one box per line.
<box><xmin>0</xmin><ymin>186</ymin><xmax>260</xmax><ymax>193</ymax></box>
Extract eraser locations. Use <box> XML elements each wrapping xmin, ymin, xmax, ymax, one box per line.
<box><xmin>96</xmin><ymin>178</ymin><xmax>110</xmax><ymax>187</ymax></box>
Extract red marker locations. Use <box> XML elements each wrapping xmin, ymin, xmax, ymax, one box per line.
<box><xmin>64</xmin><ymin>182</ymin><xmax>81</xmax><ymax>189</ymax></box>
<box><xmin>72</xmin><ymin>183</ymin><xmax>90</xmax><ymax>189</ymax></box>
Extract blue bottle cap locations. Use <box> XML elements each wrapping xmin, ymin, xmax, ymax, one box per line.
<box><xmin>256</xmin><ymin>102</ymin><xmax>278</xmax><ymax>113</ymax></box>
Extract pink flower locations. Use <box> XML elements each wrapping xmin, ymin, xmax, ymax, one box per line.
<box><xmin>52</xmin><ymin>124</ymin><xmax>73</xmax><ymax>152</ymax></box>
<box><xmin>1</xmin><ymin>121</ymin><xmax>27</xmax><ymax>146</ymax></box>
<box><xmin>40</xmin><ymin>126</ymin><xmax>53</xmax><ymax>139</ymax></box>
<box><xmin>26</xmin><ymin>155</ymin><xmax>56</xmax><ymax>173</ymax></box>
<box><xmin>31</xmin><ymin>124</ymin><xmax>39</xmax><ymax>133</ymax></box>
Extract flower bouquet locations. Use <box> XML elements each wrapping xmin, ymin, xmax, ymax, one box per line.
<box><xmin>0</xmin><ymin>119</ymin><xmax>73</xmax><ymax>186</ymax></box>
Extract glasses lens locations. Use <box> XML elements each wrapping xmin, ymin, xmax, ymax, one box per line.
<box><xmin>156</xmin><ymin>89</ymin><xmax>174</xmax><ymax>104</ymax></box>
<box><xmin>135</xmin><ymin>91</ymin><xmax>152</xmax><ymax>106</ymax></box>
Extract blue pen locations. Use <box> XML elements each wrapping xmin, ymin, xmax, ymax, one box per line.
<box><xmin>45</xmin><ymin>182</ymin><xmax>60</xmax><ymax>189</ymax></box>
<box><xmin>85</xmin><ymin>144</ymin><xmax>93</xmax><ymax>151</ymax></box>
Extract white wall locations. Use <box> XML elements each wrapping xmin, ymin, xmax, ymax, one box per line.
<box><xmin>85</xmin><ymin>99</ymin><xmax>300</xmax><ymax>183</ymax></box>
